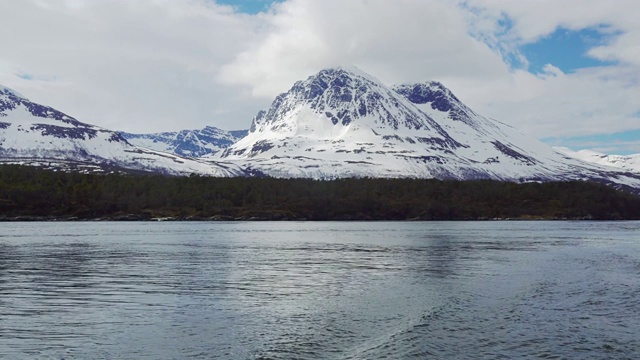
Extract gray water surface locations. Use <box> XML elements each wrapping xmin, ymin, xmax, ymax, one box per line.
<box><xmin>1</xmin><ymin>221</ymin><xmax>639</xmax><ymax>359</ymax></box>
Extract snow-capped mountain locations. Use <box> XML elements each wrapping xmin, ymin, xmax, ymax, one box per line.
<box><xmin>556</xmin><ymin>147</ymin><xmax>640</xmax><ymax>173</ymax></box>
<box><xmin>219</xmin><ymin>67</ymin><xmax>640</xmax><ymax>190</ymax></box>
<box><xmin>0</xmin><ymin>85</ymin><xmax>246</xmax><ymax>176</ymax></box>
<box><xmin>121</xmin><ymin>127</ymin><xmax>247</xmax><ymax>157</ymax></box>
<box><xmin>4</xmin><ymin>71</ymin><xmax>640</xmax><ymax>192</ymax></box>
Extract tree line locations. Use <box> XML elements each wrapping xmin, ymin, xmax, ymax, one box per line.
<box><xmin>1</xmin><ymin>165</ymin><xmax>640</xmax><ymax>220</ymax></box>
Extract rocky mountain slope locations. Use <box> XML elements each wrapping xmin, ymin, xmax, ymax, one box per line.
<box><xmin>121</xmin><ymin>127</ymin><xmax>247</xmax><ymax>157</ymax></box>
<box><xmin>0</xmin><ymin>85</ymin><xmax>246</xmax><ymax>176</ymax></box>
<box><xmin>217</xmin><ymin>67</ymin><xmax>640</xmax><ymax>191</ymax></box>
<box><xmin>3</xmin><ymin>70</ymin><xmax>640</xmax><ymax>193</ymax></box>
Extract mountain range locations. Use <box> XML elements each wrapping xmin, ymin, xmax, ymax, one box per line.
<box><xmin>216</xmin><ymin>67</ymin><xmax>640</xmax><ymax>191</ymax></box>
<box><xmin>0</xmin><ymin>85</ymin><xmax>246</xmax><ymax>176</ymax></box>
<box><xmin>2</xmin><ymin>68</ymin><xmax>640</xmax><ymax>192</ymax></box>
<box><xmin>555</xmin><ymin>147</ymin><xmax>640</xmax><ymax>174</ymax></box>
<box><xmin>121</xmin><ymin>127</ymin><xmax>247</xmax><ymax>157</ymax></box>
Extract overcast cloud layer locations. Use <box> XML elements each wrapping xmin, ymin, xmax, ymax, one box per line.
<box><xmin>1</xmin><ymin>0</ymin><xmax>639</xmax><ymax>153</ymax></box>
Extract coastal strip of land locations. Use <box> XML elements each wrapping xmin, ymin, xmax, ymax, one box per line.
<box><xmin>2</xmin><ymin>165</ymin><xmax>640</xmax><ymax>221</ymax></box>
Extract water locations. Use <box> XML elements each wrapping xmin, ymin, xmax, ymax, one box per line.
<box><xmin>1</xmin><ymin>221</ymin><xmax>639</xmax><ymax>359</ymax></box>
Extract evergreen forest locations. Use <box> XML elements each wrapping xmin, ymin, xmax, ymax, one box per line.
<box><xmin>1</xmin><ymin>165</ymin><xmax>640</xmax><ymax>221</ymax></box>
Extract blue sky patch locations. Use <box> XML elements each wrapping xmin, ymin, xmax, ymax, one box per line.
<box><xmin>495</xmin><ymin>16</ymin><xmax>529</xmax><ymax>69</ymax></box>
<box><xmin>17</xmin><ymin>73</ymin><xmax>34</xmax><ymax>80</ymax></box>
<box><xmin>520</xmin><ymin>27</ymin><xmax>617</xmax><ymax>74</ymax></box>
<box><xmin>215</xmin><ymin>0</ymin><xmax>281</xmax><ymax>14</ymax></box>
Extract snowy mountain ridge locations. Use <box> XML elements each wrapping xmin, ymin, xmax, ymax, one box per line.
<box><xmin>556</xmin><ymin>147</ymin><xmax>640</xmax><ymax>174</ymax></box>
<box><xmin>218</xmin><ymin>67</ymin><xmax>640</xmax><ymax>192</ymax></box>
<box><xmin>0</xmin><ymin>85</ymin><xmax>27</xmax><ymax>100</ymax></box>
<box><xmin>121</xmin><ymin>127</ymin><xmax>247</xmax><ymax>158</ymax></box>
<box><xmin>3</xmin><ymin>67</ymin><xmax>640</xmax><ymax>193</ymax></box>
<box><xmin>0</xmin><ymin>85</ymin><xmax>246</xmax><ymax>176</ymax></box>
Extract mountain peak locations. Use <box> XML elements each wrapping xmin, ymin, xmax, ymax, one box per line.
<box><xmin>312</xmin><ymin>66</ymin><xmax>377</xmax><ymax>80</ymax></box>
<box><xmin>243</xmin><ymin>65</ymin><xmax>462</xmax><ymax>145</ymax></box>
<box><xmin>288</xmin><ymin>66</ymin><xmax>384</xmax><ymax>103</ymax></box>
<box><xmin>0</xmin><ymin>86</ymin><xmax>248</xmax><ymax>176</ymax></box>
<box><xmin>0</xmin><ymin>84</ymin><xmax>89</xmax><ymax>128</ymax></box>
<box><xmin>0</xmin><ymin>84</ymin><xmax>27</xmax><ymax>100</ymax></box>
<box><xmin>217</xmin><ymin>67</ymin><xmax>640</xmax><ymax>191</ymax></box>
<box><xmin>393</xmin><ymin>81</ymin><xmax>481</xmax><ymax>128</ymax></box>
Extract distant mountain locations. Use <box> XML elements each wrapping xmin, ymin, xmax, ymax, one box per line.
<box><xmin>556</xmin><ymin>147</ymin><xmax>640</xmax><ymax>173</ymax></box>
<box><xmin>217</xmin><ymin>67</ymin><xmax>640</xmax><ymax>191</ymax></box>
<box><xmin>0</xmin><ymin>85</ymin><xmax>246</xmax><ymax>176</ymax></box>
<box><xmin>121</xmin><ymin>127</ymin><xmax>248</xmax><ymax>157</ymax></box>
<box><xmin>4</xmin><ymin>71</ymin><xmax>640</xmax><ymax>194</ymax></box>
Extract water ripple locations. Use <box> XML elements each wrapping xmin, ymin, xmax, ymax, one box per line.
<box><xmin>0</xmin><ymin>221</ymin><xmax>639</xmax><ymax>359</ymax></box>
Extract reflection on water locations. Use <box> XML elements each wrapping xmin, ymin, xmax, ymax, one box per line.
<box><xmin>1</xmin><ymin>221</ymin><xmax>639</xmax><ymax>359</ymax></box>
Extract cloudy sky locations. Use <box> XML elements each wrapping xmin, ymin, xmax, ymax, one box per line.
<box><xmin>1</xmin><ymin>0</ymin><xmax>639</xmax><ymax>154</ymax></box>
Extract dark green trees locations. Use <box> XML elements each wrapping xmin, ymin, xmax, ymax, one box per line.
<box><xmin>1</xmin><ymin>165</ymin><xmax>639</xmax><ymax>220</ymax></box>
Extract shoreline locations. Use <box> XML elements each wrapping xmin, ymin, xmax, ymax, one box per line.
<box><xmin>0</xmin><ymin>215</ymin><xmax>628</xmax><ymax>222</ymax></box>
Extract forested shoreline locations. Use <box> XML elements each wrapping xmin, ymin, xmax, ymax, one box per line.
<box><xmin>1</xmin><ymin>165</ymin><xmax>640</xmax><ymax>221</ymax></box>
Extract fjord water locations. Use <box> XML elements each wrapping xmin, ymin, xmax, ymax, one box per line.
<box><xmin>1</xmin><ymin>222</ymin><xmax>639</xmax><ymax>359</ymax></box>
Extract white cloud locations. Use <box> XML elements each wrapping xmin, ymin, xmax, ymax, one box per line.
<box><xmin>452</xmin><ymin>0</ymin><xmax>640</xmax><ymax>139</ymax></box>
<box><xmin>1</xmin><ymin>0</ymin><xmax>639</xmax><ymax>153</ymax></box>
<box><xmin>589</xmin><ymin>30</ymin><xmax>640</xmax><ymax>66</ymax></box>
<box><xmin>219</xmin><ymin>0</ymin><xmax>640</xmax><ymax>141</ymax></box>
<box><xmin>464</xmin><ymin>0</ymin><xmax>640</xmax><ymax>43</ymax></box>
<box><xmin>0</xmin><ymin>0</ymin><xmax>261</xmax><ymax>132</ymax></box>
<box><xmin>218</xmin><ymin>0</ymin><xmax>510</xmax><ymax>96</ymax></box>
<box><xmin>442</xmin><ymin>62</ymin><xmax>640</xmax><ymax>138</ymax></box>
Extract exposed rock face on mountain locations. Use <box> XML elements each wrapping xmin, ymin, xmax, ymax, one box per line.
<box><xmin>121</xmin><ymin>127</ymin><xmax>248</xmax><ymax>157</ymax></box>
<box><xmin>556</xmin><ymin>147</ymin><xmax>640</xmax><ymax>174</ymax></box>
<box><xmin>218</xmin><ymin>67</ymin><xmax>640</xmax><ymax>191</ymax></box>
<box><xmin>3</xmin><ymin>70</ymin><xmax>640</xmax><ymax>193</ymax></box>
<box><xmin>0</xmin><ymin>85</ymin><xmax>246</xmax><ymax>176</ymax></box>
